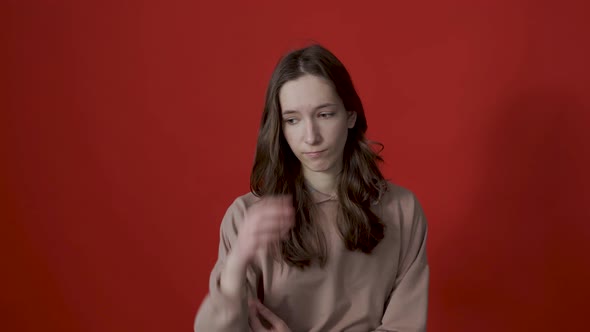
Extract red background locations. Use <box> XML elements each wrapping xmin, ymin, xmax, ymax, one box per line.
<box><xmin>3</xmin><ymin>1</ymin><xmax>589</xmax><ymax>331</ymax></box>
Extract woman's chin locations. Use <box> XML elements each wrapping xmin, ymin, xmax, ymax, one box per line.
<box><xmin>301</xmin><ymin>162</ymin><xmax>338</xmax><ymax>174</ymax></box>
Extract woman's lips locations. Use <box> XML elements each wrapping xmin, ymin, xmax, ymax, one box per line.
<box><xmin>303</xmin><ymin>150</ymin><xmax>326</xmax><ymax>158</ymax></box>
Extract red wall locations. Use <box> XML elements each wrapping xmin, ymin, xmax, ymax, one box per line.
<box><xmin>4</xmin><ymin>1</ymin><xmax>589</xmax><ymax>331</ymax></box>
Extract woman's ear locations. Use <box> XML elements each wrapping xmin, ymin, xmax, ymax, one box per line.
<box><xmin>347</xmin><ymin>111</ymin><xmax>357</xmax><ymax>129</ymax></box>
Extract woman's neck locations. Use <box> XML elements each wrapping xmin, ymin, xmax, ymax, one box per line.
<box><xmin>303</xmin><ymin>169</ymin><xmax>340</xmax><ymax>196</ymax></box>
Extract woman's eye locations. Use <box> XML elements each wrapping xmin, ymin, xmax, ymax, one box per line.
<box><xmin>284</xmin><ymin>118</ymin><xmax>298</xmax><ymax>125</ymax></box>
<box><xmin>319</xmin><ymin>112</ymin><xmax>334</xmax><ymax>118</ymax></box>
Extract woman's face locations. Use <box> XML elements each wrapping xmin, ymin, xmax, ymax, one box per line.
<box><xmin>279</xmin><ymin>74</ymin><xmax>357</xmax><ymax>178</ymax></box>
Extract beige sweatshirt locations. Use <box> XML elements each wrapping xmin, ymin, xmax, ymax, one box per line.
<box><xmin>194</xmin><ymin>182</ymin><xmax>429</xmax><ymax>332</ymax></box>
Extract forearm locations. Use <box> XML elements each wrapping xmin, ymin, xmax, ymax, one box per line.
<box><xmin>219</xmin><ymin>251</ymin><xmax>249</xmax><ymax>299</ymax></box>
<box><xmin>194</xmin><ymin>253</ymin><xmax>252</xmax><ymax>332</ymax></box>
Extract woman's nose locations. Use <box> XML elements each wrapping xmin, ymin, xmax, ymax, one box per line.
<box><xmin>304</xmin><ymin>120</ymin><xmax>321</xmax><ymax>145</ymax></box>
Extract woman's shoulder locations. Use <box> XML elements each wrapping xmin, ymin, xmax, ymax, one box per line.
<box><xmin>224</xmin><ymin>191</ymin><xmax>261</xmax><ymax>214</ymax></box>
<box><xmin>378</xmin><ymin>181</ymin><xmax>426</xmax><ymax>226</ymax></box>
<box><xmin>217</xmin><ymin>192</ymin><xmax>261</xmax><ymax>235</ymax></box>
<box><xmin>380</xmin><ymin>181</ymin><xmax>419</xmax><ymax>205</ymax></box>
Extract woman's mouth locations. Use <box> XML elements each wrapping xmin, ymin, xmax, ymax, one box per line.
<box><xmin>303</xmin><ymin>150</ymin><xmax>326</xmax><ymax>158</ymax></box>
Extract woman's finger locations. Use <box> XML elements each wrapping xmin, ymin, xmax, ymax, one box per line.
<box><xmin>248</xmin><ymin>304</ymin><xmax>266</xmax><ymax>332</ymax></box>
<box><xmin>249</xmin><ymin>219</ymin><xmax>292</xmax><ymax>233</ymax></box>
<box><xmin>254</xmin><ymin>301</ymin><xmax>288</xmax><ymax>329</ymax></box>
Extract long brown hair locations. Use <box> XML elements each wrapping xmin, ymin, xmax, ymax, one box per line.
<box><xmin>250</xmin><ymin>44</ymin><xmax>386</xmax><ymax>269</ymax></box>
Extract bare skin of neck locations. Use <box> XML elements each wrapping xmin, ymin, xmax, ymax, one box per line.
<box><xmin>302</xmin><ymin>163</ymin><xmax>341</xmax><ymax>196</ymax></box>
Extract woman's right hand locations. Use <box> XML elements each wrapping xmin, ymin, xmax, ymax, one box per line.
<box><xmin>220</xmin><ymin>195</ymin><xmax>295</xmax><ymax>298</ymax></box>
<box><xmin>234</xmin><ymin>195</ymin><xmax>295</xmax><ymax>265</ymax></box>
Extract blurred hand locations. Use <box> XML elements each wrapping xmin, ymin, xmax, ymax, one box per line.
<box><xmin>220</xmin><ymin>195</ymin><xmax>294</xmax><ymax>300</ymax></box>
<box><xmin>234</xmin><ymin>195</ymin><xmax>295</xmax><ymax>265</ymax></box>
<box><xmin>249</xmin><ymin>299</ymin><xmax>291</xmax><ymax>332</ymax></box>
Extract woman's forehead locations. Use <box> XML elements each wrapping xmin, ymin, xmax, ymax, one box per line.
<box><xmin>279</xmin><ymin>75</ymin><xmax>341</xmax><ymax>112</ymax></box>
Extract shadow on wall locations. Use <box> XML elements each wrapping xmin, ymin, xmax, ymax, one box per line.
<box><xmin>436</xmin><ymin>90</ymin><xmax>590</xmax><ymax>332</ymax></box>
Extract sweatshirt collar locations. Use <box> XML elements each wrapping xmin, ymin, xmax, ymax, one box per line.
<box><xmin>306</xmin><ymin>182</ymin><xmax>338</xmax><ymax>204</ymax></box>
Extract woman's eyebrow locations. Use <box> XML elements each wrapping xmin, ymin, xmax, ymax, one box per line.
<box><xmin>282</xmin><ymin>103</ymin><xmax>338</xmax><ymax>115</ymax></box>
<box><xmin>314</xmin><ymin>103</ymin><xmax>338</xmax><ymax>111</ymax></box>
<box><xmin>282</xmin><ymin>110</ymin><xmax>299</xmax><ymax>115</ymax></box>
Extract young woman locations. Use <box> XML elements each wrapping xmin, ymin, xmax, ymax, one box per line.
<box><xmin>194</xmin><ymin>44</ymin><xmax>429</xmax><ymax>332</ymax></box>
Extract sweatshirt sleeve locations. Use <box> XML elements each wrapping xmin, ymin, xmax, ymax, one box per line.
<box><xmin>373</xmin><ymin>192</ymin><xmax>430</xmax><ymax>332</ymax></box>
<box><xmin>194</xmin><ymin>197</ymin><xmax>259</xmax><ymax>332</ymax></box>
